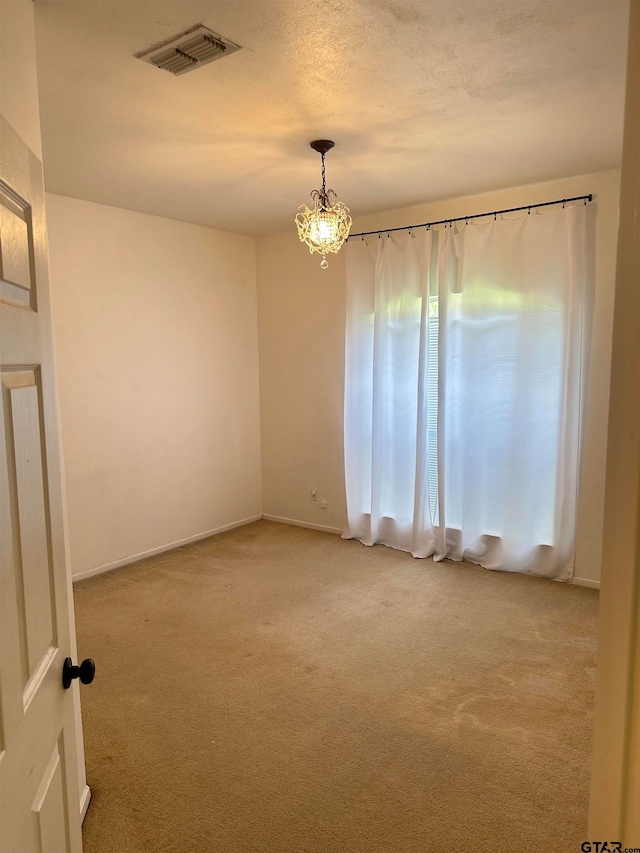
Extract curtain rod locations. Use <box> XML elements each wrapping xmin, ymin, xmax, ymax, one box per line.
<box><xmin>347</xmin><ymin>194</ymin><xmax>593</xmax><ymax>240</ymax></box>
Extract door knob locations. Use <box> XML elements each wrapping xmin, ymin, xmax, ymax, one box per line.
<box><xmin>62</xmin><ymin>657</ymin><xmax>96</xmax><ymax>690</ymax></box>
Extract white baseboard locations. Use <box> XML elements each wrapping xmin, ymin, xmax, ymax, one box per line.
<box><xmin>262</xmin><ymin>514</ymin><xmax>343</xmax><ymax>535</ymax></box>
<box><xmin>571</xmin><ymin>576</ymin><xmax>600</xmax><ymax>590</ymax></box>
<box><xmin>72</xmin><ymin>514</ymin><xmax>263</xmax><ymax>582</ymax></box>
<box><xmin>80</xmin><ymin>785</ymin><xmax>91</xmax><ymax>823</ymax></box>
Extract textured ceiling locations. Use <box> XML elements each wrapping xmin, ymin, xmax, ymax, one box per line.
<box><xmin>34</xmin><ymin>0</ymin><xmax>628</xmax><ymax>236</ymax></box>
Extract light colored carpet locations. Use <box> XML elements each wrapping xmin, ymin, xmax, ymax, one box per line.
<box><xmin>74</xmin><ymin>520</ymin><xmax>598</xmax><ymax>853</ymax></box>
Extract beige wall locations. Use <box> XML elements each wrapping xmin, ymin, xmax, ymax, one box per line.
<box><xmin>46</xmin><ymin>194</ymin><xmax>262</xmax><ymax>579</ymax></box>
<box><xmin>0</xmin><ymin>0</ymin><xmax>42</xmax><ymax>158</ymax></box>
<box><xmin>257</xmin><ymin>170</ymin><xmax>620</xmax><ymax>586</ymax></box>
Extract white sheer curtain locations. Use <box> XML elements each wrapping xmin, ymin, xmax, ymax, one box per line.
<box><xmin>343</xmin><ymin>204</ymin><xmax>592</xmax><ymax>580</ymax></box>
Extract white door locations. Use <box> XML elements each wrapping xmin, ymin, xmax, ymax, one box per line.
<box><xmin>0</xmin><ymin>111</ymin><xmax>86</xmax><ymax>851</ymax></box>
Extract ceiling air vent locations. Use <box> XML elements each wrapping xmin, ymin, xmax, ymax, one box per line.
<box><xmin>135</xmin><ymin>25</ymin><xmax>241</xmax><ymax>76</ymax></box>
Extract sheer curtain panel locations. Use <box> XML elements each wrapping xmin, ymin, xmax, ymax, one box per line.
<box><xmin>343</xmin><ymin>204</ymin><xmax>592</xmax><ymax>580</ymax></box>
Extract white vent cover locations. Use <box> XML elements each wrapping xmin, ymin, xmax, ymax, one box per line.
<box><xmin>135</xmin><ymin>25</ymin><xmax>241</xmax><ymax>75</ymax></box>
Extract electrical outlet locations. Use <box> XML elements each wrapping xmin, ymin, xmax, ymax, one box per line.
<box><xmin>320</xmin><ymin>500</ymin><xmax>328</xmax><ymax>509</ymax></box>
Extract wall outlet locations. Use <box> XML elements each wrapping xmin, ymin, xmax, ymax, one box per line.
<box><xmin>320</xmin><ymin>500</ymin><xmax>328</xmax><ymax>509</ymax></box>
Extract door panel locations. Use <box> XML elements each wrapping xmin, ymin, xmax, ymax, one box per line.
<box><xmin>0</xmin><ymin>187</ymin><xmax>34</xmax><ymax>298</ymax></box>
<box><xmin>32</xmin><ymin>741</ymin><xmax>70</xmax><ymax>853</ymax></box>
<box><xmin>2</xmin><ymin>368</ymin><xmax>56</xmax><ymax>683</ymax></box>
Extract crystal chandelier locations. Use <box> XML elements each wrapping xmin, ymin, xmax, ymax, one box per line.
<box><xmin>295</xmin><ymin>140</ymin><xmax>352</xmax><ymax>269</ymax></box>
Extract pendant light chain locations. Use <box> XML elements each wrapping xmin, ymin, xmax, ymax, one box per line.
<box><xmin>321</xmin><ymin>152</ymin><xmax>327</xmax><ymax>199</ymax></box>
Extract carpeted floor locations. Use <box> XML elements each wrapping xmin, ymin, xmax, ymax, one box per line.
<box><xmin>74</xmin><ymin>520</ymin><xmax>598</xmax><ymax>853</ymax></box>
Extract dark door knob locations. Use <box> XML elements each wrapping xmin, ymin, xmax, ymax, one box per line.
<box><xmin>62</xmin><ymin>657</ymin><xmax>96</xmax><ymax>690</ymax></box>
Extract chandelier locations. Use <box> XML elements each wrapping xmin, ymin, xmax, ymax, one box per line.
<box><xmin>295</xmin><ymin>140</ymin><xmax>352</xmax><ymax>269</ymax></box>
